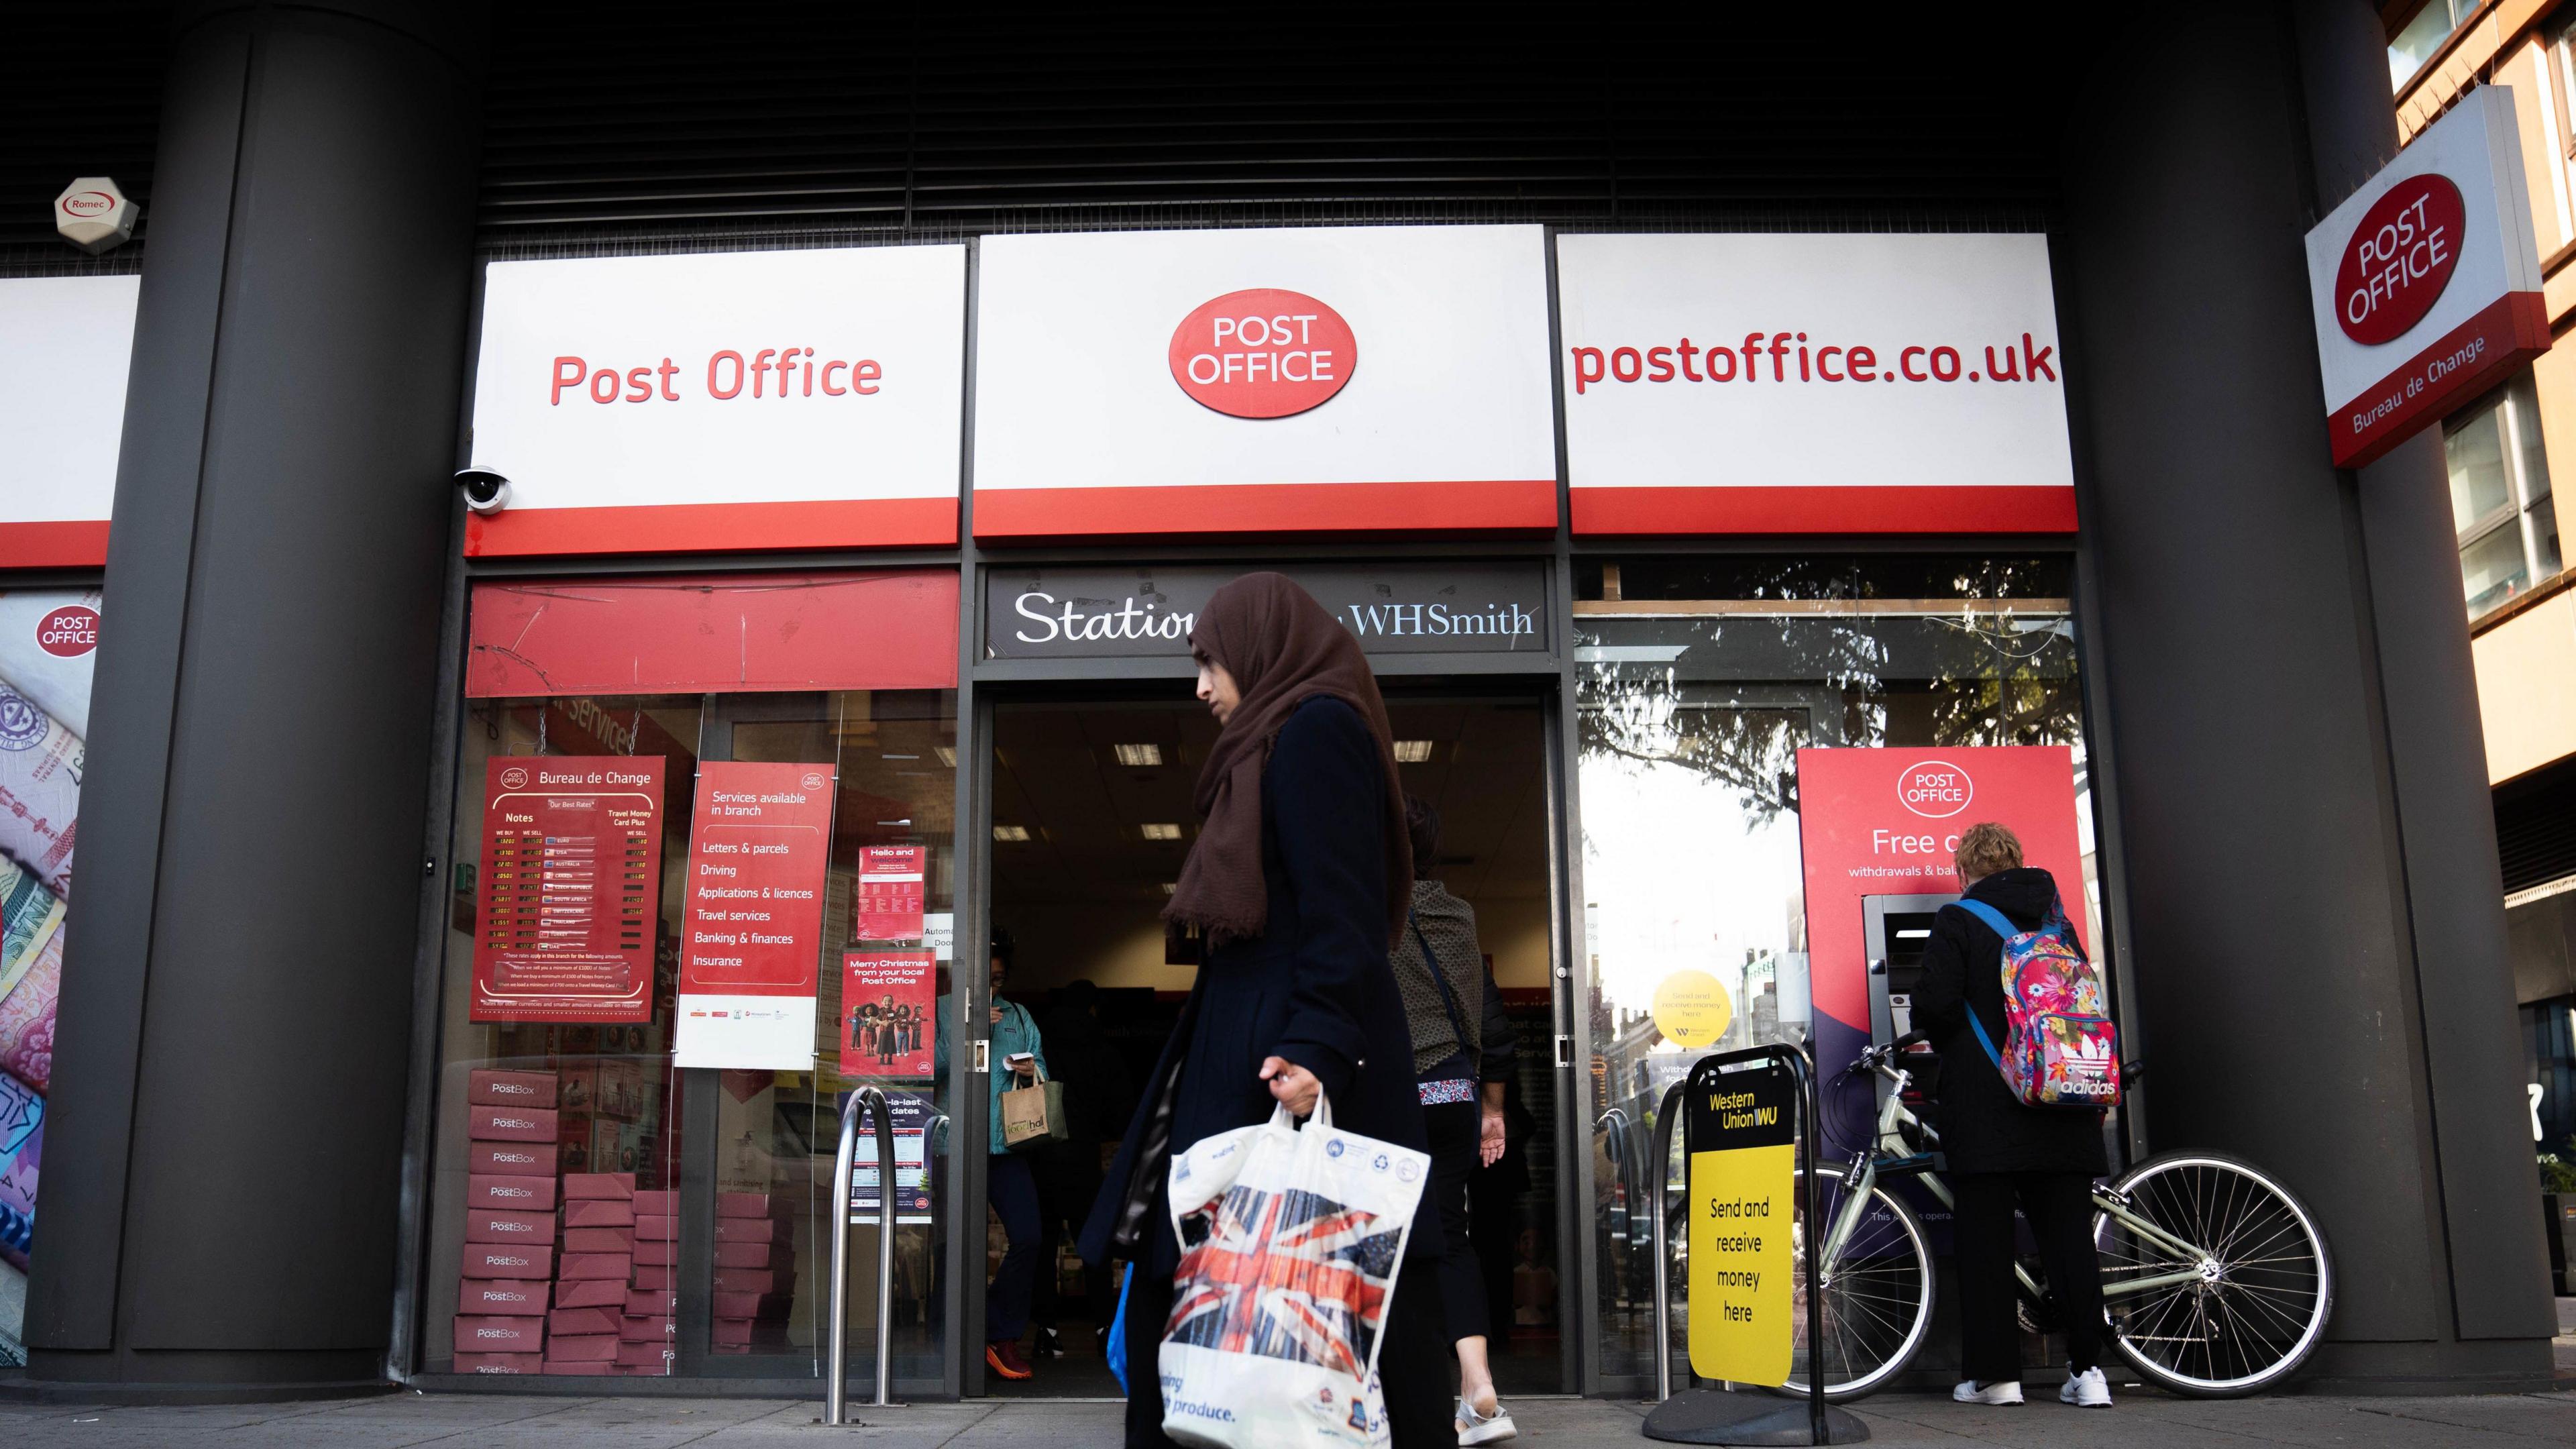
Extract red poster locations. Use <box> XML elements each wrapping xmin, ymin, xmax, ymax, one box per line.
<box><xmin>1794</xmin><ymin>746</ymin><xmax>2087</xmax><ymax>1079</ymax></box>
<box><xmin>674</xmin><ymin>761</ymin><xmax>837</xmax><ymax>1069</ymax></box>
<box><xmin>854</xmin><ymin>845</ymin><xmax>927</xmax><ymax>942</ymax></box>
<box><xmin>840</xmin><ymin>951</ymin><xmax>935</xmax><ymax>1079</ymax></box>
<box><xmin>471</xmin><ymin>756</ymin><xmax>665</xmax><ymax>1023</ymax></box>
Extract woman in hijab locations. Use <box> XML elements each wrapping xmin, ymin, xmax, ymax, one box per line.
<box><xmin>1081</xmin><ymin>572</ymin><xmax>1445</xmax><ymax>1447</ymax></box>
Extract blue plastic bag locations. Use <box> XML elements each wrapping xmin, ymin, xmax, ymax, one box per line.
<box><xmin>1106</xmin><ymin>1263</ymin><xmax>1132</xmax><ymax>1393</ymax></box>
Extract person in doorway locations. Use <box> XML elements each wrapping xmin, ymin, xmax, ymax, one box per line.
<box><xmin>936</xmin><ymin>928</ymin><xmax>1049</xmax><ymax>1381</ymax></box>
<box><xmin>1080</xmin><ymin>572</ymin><xmax>1446</xmax><ymax>1448</ymax></box>
<box><xmin>1029</xmin><ymin>979</ymin><xmax>1136</xmax><ymax>1357</ymax></box>
<box><xmin>1388</xmin><ymin>794</ymin><xmax>1520</xmax><ymax>1443</ymax></box>
<box><xmin>1910</xmin><ymin>822</ymin><xmax>2113</xmax><ymax>1409</ymax></box>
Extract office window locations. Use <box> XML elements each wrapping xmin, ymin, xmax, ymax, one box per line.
<box><xmin>2389</xmin><ymin>1</ymin><xmax>2479</xmax><ymax>93</ymax></box>
<box><xmin>2445</xmin><ymin>374</ymin><xmax>2562</xmax><ymax>620</ymax></box>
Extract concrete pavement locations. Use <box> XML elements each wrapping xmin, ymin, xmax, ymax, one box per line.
<box><xmin>1</xmin><ymin>1391</ymin><xmax>2573</xmax><ymax>1448</ymax></box>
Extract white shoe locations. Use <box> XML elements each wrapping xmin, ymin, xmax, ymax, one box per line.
<box><xmin>1952</xmin><ymin>1379</ymin><xmax>2025</xmax><ymax>1405</ymax></box>
<box><xmin>1456</xmin><ymin>1395</ymin><xmax>1519</xmax><ymax>1444</ymax></box>
<box><xmin>2059</xmin><ymin>1367</ymin><xmax>2112</xmax><ymax>1407</ymax></box>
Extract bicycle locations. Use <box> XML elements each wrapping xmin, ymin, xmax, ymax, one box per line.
<box><xmin>1774</xmin><ymin>1032</ymin><xmax>2334</xmax><ymax>1400</ymax></box>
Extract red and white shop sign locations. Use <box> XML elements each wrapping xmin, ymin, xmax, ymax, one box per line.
<box><xmin>2304</xmin><ymin>87</ymin><xmax>2546</xmax><ymax>470</ymax></box>
<box><xmin>972</xmin><ymin>225</ymin><xmax>1556</xmax><ymax>538</ymax></box>
<box><xmin>0</xmin><ymin>276</ymin><xmax>138</xmax><ymax>568</ymax></box>
<box><xmin>1556</xmin><ymin>233</ymin><xmax>2076</xmax><ymax>535</ymax></box>
<box><xmin>1794</xmin><ymin>745</ymin><xmax>2089</xmax><ymax>1063</ymax></box>
<box><xmin>466</xmin><ymin>246</ymin><xmax>967</xmax><ymax>557</ymax></box>
<box><xmin>675</xmin><ymin>760</ymin><xmax>837</xmax><ymax>1069</ymax></box>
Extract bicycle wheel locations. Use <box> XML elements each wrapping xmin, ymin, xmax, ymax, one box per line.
<box><xmin>1773</xmin><ymin>1164</ymin><xmax>1937</xmax><ymax>1401</ymax></box>
<box><xmin>2096</xmin><ymin>1151</ymin><xmax>2334</xmax><ymax>1397</ymax></box>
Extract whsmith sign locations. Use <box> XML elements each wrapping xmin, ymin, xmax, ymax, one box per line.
<box><xmin>983</xmin><ymin>564</ymin><xmax>1549</xmax><ymax>660</ymax></box>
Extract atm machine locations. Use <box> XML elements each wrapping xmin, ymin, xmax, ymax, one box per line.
<box><xmin>1862</xmin><ymin>892</ymin><xmax>1956</xmax><ymax>1110</ymax></box>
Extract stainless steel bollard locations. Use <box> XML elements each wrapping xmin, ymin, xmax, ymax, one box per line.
<box><xmin>1648</xmin><ymin>1079</ymin><xmax>1686</xmax><ymax>1402</ymax></box>
<box><xmin>825</xmin><ymin>1085</ymin><xmax>900</xmax><ymax>1422</ymax></box>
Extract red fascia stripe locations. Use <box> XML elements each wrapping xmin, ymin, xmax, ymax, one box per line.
<box><xmin>0</xmin><ymin>521</ymin><xmax>111</xmax><ymax>569</ymax></box>
<box><xmin>2328</xmin><ymin>290</ymin><xmax>2551</xmax><ymax>469</ymax></box>
<box><xmin>464</xmin><ymin>497</ymin><xmax>958</xmax><ymax>557</ymax></box>
<box><xmin>971</xmin><ymin>479</ymin><xmax>1559</xmax><ymax>540</ymax></box>
<box><xmin>1571</xmin><ymin>485</ymin><xmax>2078</xmax><ymax>535</ymax></box>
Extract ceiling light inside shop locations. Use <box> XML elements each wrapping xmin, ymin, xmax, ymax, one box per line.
<box><xmin>883</xmin><ymin>753</ymin><xmax>918</xmax><ymax>760</ymax></box>
<box><xmin>934</xmin><ymin>746</ymin><xmax>957</xmax><ymax>767</ymax></box>
<box><xmin>1161</xmin><ymin>882</ymin><xmax>1177</xmax><ymax>896</ymax></box>
<box><xmin>993</xmin><ymin>824</ymin><xmax>1031</xmax><ymax>842</ymax></box>
<box><xmin>1392</xmin><ymin>741</ymin><xmax>1435</xmax><ymax>763</ymax></box>
<box><xmin>1113</xmin><ymin>743</ymin><xmax>1163</xmax><ymax>767</ymax></box>
<box><xmin>1139</xmin><ymin>823</ymin><xmax>1182</xmax><ymax>841</ymax></box>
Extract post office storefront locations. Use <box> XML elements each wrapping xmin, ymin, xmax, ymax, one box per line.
<box><xmin>410</xmin><ymin>222</ymin><xmax>2109</xmax><ymax>1398</ymax></box>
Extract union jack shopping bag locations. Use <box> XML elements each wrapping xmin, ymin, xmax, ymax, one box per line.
<box><xmin>1160</xmin><ymin>1093</ymin><xmax>1430</xmax><ymax>1449</ymax></box>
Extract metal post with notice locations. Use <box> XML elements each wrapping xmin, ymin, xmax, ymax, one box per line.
<box><xmin>826</xmin><ymin>1085</ymin><xmax>902</xmax><ymax>1422</ymax></box>
<box><xmin>1643</xmin><ymin>1043</ymin><xmax>1868</xmax><ymax>1446</ymax></box>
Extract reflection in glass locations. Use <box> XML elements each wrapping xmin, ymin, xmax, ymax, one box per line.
<box><xmin>1574</xmin><ymin>556</ymin><xmax>2099</xmax><ymax>1387</ymax></box>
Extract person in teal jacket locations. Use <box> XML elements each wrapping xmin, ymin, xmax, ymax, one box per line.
<box><xmin>935</xmin><ymin>928</ymin><xmax>1047</xmax><ymax>1380</ymax></box>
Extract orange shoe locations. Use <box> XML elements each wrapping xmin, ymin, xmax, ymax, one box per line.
<box><xmin>985</xmin><ymin>1341</ymin><xmax>1034</xmax><ymax>1381</ymax></box>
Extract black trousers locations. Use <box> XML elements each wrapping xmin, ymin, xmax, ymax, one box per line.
<box><xmin>1950</xmin><ymin>1171</ymin><xmax>2105</xmax><ymax>1383</ymax></box>
<box><xmin>1123</xmin><ymin>1244</ymin><xmax>1450</xmax><ymax>1448</ymax></box>
<box><xmin>1421</xmin><ymin>1098</ymin><xmax>1486</xmax><ymax>1346</ymax></box>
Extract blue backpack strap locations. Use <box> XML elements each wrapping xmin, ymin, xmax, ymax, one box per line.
<box><xmin>1948</xmin><ymin>898</ymin><xmax>2014</xmax><ymax>1070</ymax></box>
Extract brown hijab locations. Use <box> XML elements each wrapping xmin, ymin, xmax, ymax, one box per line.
<box><xmin>1163</xmin><ymin>573</ymin><xmax>1411</xmax><ymax>949</ymax></box>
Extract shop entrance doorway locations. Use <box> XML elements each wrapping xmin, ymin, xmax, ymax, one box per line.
<box><xmin>973</xmin><ymin>687</ymin><xmax>1565</xmax><ymax>1399</ymax></box>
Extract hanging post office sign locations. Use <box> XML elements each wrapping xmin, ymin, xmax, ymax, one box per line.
<box><xmin>2303</xmin><ymin>86</ymin><xmax>2547</xmax><ymax>470</ymax></box>
<box><xmin>982</xmin><ymin>562</ymin><xmax>1551</xmax><ymax>660</ymax></box>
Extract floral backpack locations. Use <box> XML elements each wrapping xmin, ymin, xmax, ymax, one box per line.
<box><xmin>1952</xmin><ymin>898</ymin><xmax>2121</xmax><ymax>1110</ymax></box>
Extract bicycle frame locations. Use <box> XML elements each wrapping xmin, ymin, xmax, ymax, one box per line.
<box><xmin>1821</xmin><ymin>1055</ymin><xmax>2218</xmax><ymax>1309</ymax></box>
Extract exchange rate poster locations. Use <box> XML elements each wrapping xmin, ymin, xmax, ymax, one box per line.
<box><xmin>840</xmin><ymin>951</ymin><xmax>934</xmax><ymax>1079</ymax></box>
<box><xmin>853</xmin><ymin>844</ymin><xmax>926</xmax><ymax>941</ymax></box>
<box><xmin>471</xmin><ymin>755</ymin><xmax>665</xmax><ymax>1023</ymax></box>
<box><xmin>674</xmin><ymin>761</ymin><xmax>836</xmax><ymax>1069</ymax></box>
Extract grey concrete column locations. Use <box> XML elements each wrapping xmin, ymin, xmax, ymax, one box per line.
<box><xmin>23</xmin><ymin>0</ymin><xmax>484</xmax><ymax>1389</ymax></box>
<box><xmin>2059</xmin><ymin>2</ymin><xmax>2552</xmax><ymax>1389</ymax></box>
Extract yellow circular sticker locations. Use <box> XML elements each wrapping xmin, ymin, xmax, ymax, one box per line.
<box><xmin>1652</xmin><ymin>969</ymin><xmax>1734</xmax><ymax>1049</ymax></box>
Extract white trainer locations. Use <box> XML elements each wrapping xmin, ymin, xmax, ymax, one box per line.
<box><xmin>1456</xmin><ymin>1395</ymin><xmax>1519</xmax><ymax>1444</ymax></box>
<box><xmin>1952</xmin><ymin>1379</ymin><xmax>2025</xmax><ymax>1405</ymax></box>
<box><xmin>2060</xmin><ymin>1366</ymin><xmax>2113</xmax><ymax>1407</ymax></box>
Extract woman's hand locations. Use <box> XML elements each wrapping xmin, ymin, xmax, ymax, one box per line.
<box><xmin>1479</xmin><ymin>1106</ymin><xmax>1507</xmax><ymax>1167</ymax></box>
<box><xmin>1258</xmin><ymin>1055</ymin><xmax>1322</xmax><ymax>1117</ymax></box>
<box><xmin>988</xmin><ymin>1005</ymin><xmax>1005</xmax><ymax>1026</ymax></box>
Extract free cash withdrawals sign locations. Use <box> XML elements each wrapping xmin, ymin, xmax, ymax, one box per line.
<box><xmin>1687</xmin><ymin>1059</ymin><xmax>1796</xmax><ymax>1386</ymax></box>
<box><xmin>2302</xmin><ymin>86</ymin><xmax>2546</xmax><ymax>469</ymax></box>
<box><xmin>675</xmin><ymin>761</ymin><xmax>837</xmax><ymax>1069</ymax></box>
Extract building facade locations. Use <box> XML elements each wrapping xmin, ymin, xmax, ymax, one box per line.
<box><xmin>0</xmin><ymin>0</ymin><xmax>2557</xmax><ymax>1400</ymax></box>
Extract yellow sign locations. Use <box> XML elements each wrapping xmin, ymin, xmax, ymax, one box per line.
<box><xmin>1652</xmin><ymin>969</ymin><xmax>1733</xmax><ymax>1049</ymax></box>
<box><xmin>1686</xmin><ymin>1066</ymin><xmax>1794</xmax><ymax>1386</ymax></box>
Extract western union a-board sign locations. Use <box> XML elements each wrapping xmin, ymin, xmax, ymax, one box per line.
<box><xmin>1686</xmin><ymin>1060</ymin><xmax>1796</xmax><ymax>1385</ymax></box>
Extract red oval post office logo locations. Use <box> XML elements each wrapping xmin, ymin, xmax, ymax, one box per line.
<box><xmin>36</xmin><ymin>605</ymin><xmax>99</xmax><ymax>658</ymax></box>
<box><xmin>2335</xmin><ymin>173</ymin><xmax>2465</xmax><ymax>345</ymax></box>
<box><xmin>59</xmin><ymin>191</ymin><xmax>114</xmax><ymax>218</ymax></box>
<box><xmin>1897</xmin><ymin>759</ymin><xmax>1974</xmax><ymax>819</ymax></box>
<box><xmin>499</xmin><ymin>766</ymin><xmax>531</xmax><ymax>791</ymax></box>
<box><xmin>1167</xmin><ymin>288</ymin><xmax>1356</xmax><ymax>419</ymax></box>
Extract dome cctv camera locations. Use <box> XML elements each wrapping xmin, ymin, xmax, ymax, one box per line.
<box><xmin>455</xmin><ymin>466</ymin><xmax>511</xmax><ymax>516</ymax></box>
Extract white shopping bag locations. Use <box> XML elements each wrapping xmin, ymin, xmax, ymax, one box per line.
<box><xmin>1159</xmin><ymin>1093</ymin><xmax>1430</xmax><ymax>1449</ymax></box>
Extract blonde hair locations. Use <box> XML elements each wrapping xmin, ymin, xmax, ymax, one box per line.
<box><xmin>1953</xmin><ymin>822</ymin><xmax>2024</xmax><ymax>882</ymax></box>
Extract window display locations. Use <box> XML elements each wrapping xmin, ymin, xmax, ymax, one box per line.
<box><xmin>1571</xmin><ymin>554</ymin><xmax>2102</xmax><ymax>1387</ymax></box>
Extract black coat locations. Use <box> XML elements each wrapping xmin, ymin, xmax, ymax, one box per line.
<box><xmin>1909</xmin><ymin>866</ymin><xmax>2108</xmax><ymax>1177</ymax></box>
<box><xmin>1081</xmin><ymin>696</ymin><xmax>1434</xmax><ymax>1273</ymax></box>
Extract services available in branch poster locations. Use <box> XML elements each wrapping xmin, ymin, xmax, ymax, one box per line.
<box><xmin>674</xmin><ymin>761</ymin><xmax>836</xmax><ymax>1069</ymax></box>
<box><xmin>471</xmin><ymin>755</ymin><xmax>665</xmax><ymax>1024</ymax></box>
<box><xmin>853</xmin><ymin>844</ymin><xmax>926</xmax><ymax>942</ymax></box>
<box><xmin>840</xmin><ymin>951</ymin><xmax>935</xmax><ymax>1079</ymax></box>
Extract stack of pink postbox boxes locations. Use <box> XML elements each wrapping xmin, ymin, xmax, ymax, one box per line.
<box><xmin>711</xmin><ymin>1191</ymin><xmax>794</xmax><ymax>1353</ymax></box>
<box><xmin>453</xmin><ymin>1069</ymin><xmax>559</xmax><ymax>1373</ymax></box>
<box><xmin>549</xmin><ymin>1169</ymin><xmax>645</xmax><ymax>1374</ymax></box>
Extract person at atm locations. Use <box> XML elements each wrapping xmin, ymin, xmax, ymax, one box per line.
<box><xmin>1909</xmin><ymin>822</ymin><xmax>2113</xmax><ymax>1411</ymax></box>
